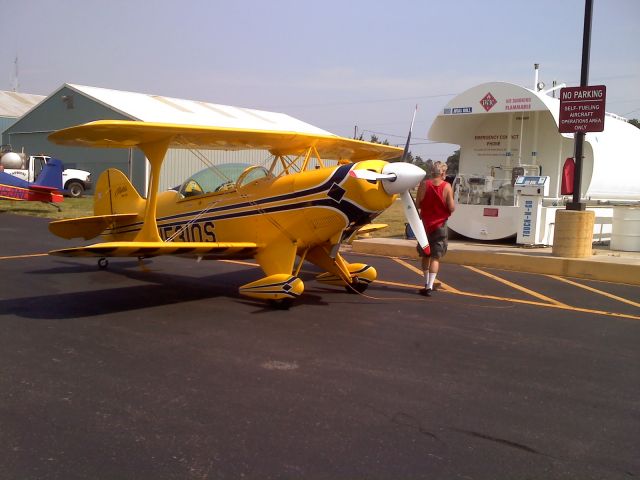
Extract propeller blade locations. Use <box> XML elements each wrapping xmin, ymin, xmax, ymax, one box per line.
<box><xmin>400</xmin><ymin>105</ymin><xmax>418</xmax><ymax>163</ymax></box>
<box><xmin>400</xmin><ymin>190</ymin><xmax>430</xmax><ymax>255</ymax></box>
<box><xmin>349</xmin><ymin>169</ymin><xmax>396</xmax><ymax>181</ymax></box>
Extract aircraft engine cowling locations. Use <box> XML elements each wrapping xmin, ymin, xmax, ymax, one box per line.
<box><xmin>349</xmin><ymin>160</ymin><xmax>430</xmax><ymax>255</ymax></box>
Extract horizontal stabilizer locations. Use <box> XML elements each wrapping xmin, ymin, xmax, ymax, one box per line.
<box><xmin>49</xmin><ymin>214</ymin><xmax>140</xmax><ymax>240</ymax></box>
<box><xmin>28</xmin><ymin>185</ymin><xmax>58</xmax><ymax>192</ymax></box>
<box><xmin>49</xmin><ymin>241</ymin><xmax>260</xmax><ymax>259</ymax></box>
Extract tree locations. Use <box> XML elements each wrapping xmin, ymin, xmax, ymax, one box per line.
<box><xmin>412</xmin><ymin>156</ymin><xmax>434</xmax><ymax>173</ymax></box>
<box><xmin>413</xmin><ymin>156</ymin><xmax>426</xmax><ymax>170</ymax></box>
<box><xmin>446</xmin><ymin>149</ymin><xmax>460</xmax><ymax>175</ymax></box>
<box><xmin>629</xmin><ymin>118</ymin><xmax>640</xmax><ymax>129</ymax></box>
<box><xmin>367</xmin><ymin>134</ymin><xmax>404</xmax><ymax>162</ymax></box>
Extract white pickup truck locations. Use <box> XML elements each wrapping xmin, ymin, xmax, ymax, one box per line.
<box><xmin>1</xmin><ymin>152</ymin><xmax>92</xmax><ymax>197</ymax></box>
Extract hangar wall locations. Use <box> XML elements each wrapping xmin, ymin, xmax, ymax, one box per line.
<box><xmin>3</xmin><ymin>86</ymin><xmax>147</xmax><ymax>194</ymax></box>
<box><xmin>5</xmin><ymin>83</ymin><xmax>344</xmax><ymax>197</ymax></box>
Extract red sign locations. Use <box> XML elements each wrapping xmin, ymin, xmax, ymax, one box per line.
<box><xmin>480</xmin><ymin>92</ymin><xmax>497</xmax><ymax>112</ymax></box>
<box><xmin>559</xmin><ymin>85</ymin><xmax>606</xmax><ymax>133</ymax></box>
<box><xmin>483</xmin><ymin>208</ymin><xmax>499</xmax><ymax>217</ymax></box>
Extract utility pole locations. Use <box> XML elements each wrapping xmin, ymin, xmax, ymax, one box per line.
<box><xmin>553</xmin><ymin>0</ymin><xmax>599</xmax><ymax>259</ymax></box>
<box><xmin>566</xmin><ymin>0</ymin><xmax>593</xmax><ymax>211</ymax></box>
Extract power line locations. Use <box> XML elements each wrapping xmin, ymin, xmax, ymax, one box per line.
<box><xmin>361</xmin><ymin>129</ymin><xmax>430</xmax><ymax>141</ymax></box>
<box><xmin>259</xmin><ymin>92</ymin><xmax>457</xmax><ymax>110</ymax></box>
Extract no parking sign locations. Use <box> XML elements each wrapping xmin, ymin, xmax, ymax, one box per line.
<box><xmin>558</xmin><ymin>85</ymin><xmax>606</xmax><ymax>134</ymax></box>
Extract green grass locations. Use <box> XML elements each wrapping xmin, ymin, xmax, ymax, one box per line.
<box><xmin>0</xmin><ymin>196</ymin><xmax>94</xmax><ymax>220</ymax></box>
<box><xmin>368</xmin><ymin>198</ymin><xmax>408</xmax><ymax>238</ymax></box>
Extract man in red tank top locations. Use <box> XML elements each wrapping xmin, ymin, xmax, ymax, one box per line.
<box><xmin>416</xmin><ymin>161</ymin><xmax>455</xmax><ymax>296</ymax></box>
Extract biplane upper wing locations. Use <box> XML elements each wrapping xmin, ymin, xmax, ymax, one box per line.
<box><xmin>48</xmin><ymin>120</ymin><xmax>403</xmax><ymax>161</ymax></box>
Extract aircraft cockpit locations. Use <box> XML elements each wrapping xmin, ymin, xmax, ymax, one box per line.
<box><xmin>178</xmin><ymin>163</ymin><xmax>272</xmax><ymax>198</ymax></box>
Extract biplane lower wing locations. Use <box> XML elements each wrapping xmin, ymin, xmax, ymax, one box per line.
<box><xmin>49</xmin><ymin>241</ymin><xmax>260</xmax><ymax>259</ymax></box>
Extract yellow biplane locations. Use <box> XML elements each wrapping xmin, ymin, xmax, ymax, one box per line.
<box><xmin>47</xmin><ymin>120</ymin><xmax>430</xmax><ymax>307</ymax></box>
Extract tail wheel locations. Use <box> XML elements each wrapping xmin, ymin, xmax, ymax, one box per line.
<box><xmin>98</xmin><ymin>257</ymin><xmax>109</xmax><ymax>269</ymax></box>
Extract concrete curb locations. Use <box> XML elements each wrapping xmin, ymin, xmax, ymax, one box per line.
<box><xmin>351</xmin><ymin>238</ymin><xmax>640</xmax><ymax>286</ymax></box>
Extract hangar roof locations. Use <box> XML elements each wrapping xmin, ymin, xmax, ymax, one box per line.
<box><xmin>0</xmin><ymin>90</ymin><xmax>45</xmax><ymax>117</ymax></box>
<box><xmin>64</xmin><ymin>84</ymin><xmax>333</xmax><ymax>136</ymax></box>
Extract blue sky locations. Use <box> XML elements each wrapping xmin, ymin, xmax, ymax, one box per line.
<box><xmin>2</xmin><ymin>0</ymin><xmax>639</xmax><ymax>160</ymax></box>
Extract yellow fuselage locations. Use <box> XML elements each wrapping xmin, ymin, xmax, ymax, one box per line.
<box><xmin>148</xmin><ymin>160</ymin><xmax>394</xmax><ymax>252</ymax></box>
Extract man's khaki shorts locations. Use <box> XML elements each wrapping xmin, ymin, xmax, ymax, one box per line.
<box><xmin>417</xmin><ymin>225</ymin><xmax>448</xmax><ymax>259</ymax></box>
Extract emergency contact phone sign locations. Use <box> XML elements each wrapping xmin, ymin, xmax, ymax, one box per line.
<box><xmin>559</xmin><ymin>85</ymin><xmax>606</xmax><ymax>133</ymax></box>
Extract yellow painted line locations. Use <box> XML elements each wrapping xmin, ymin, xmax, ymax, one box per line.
<box><xmin>548</xmin><ymin>275</ymin><xmax>640</xmax><ymax>309</ymax></box>
<box><xmin>177</xmin><ymin>259</ymin><xmax>639</xmax><ymax>319</ymax></box>
<box><xmin>373</xmin><ymin>278</ymin><xmax>640</xmax><ymax>321</ymax></box>
<box><xmin>391</xmin><ymin>257</ymin><xmax>460</xmax><ymax>293</ymax></box>
<box><xmin>377</xmin><ymin>279</ymin><xmax>423</xmax><ymax>290</ymax></box>
<box><xmin>464</xmin><ymin>265</ymin><xmax>568</xmax><ymax>307</ymax></box>
<box><xmin>451</xmin><ymin>289</ymin><xmax>640</xmax><ymax>321</ymax></box>
<box><xmin>0</xmin><ymin>253</ymin><xmax>49</xmax><ymax>260</ymax></box>
<box><xmin>5</xmin><ymin>251</ymin><xmax>636</xmax><ymax>320</ymax></box>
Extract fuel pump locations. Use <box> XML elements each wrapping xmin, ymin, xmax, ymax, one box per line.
<box><xmin>514</xmin><ymin>175</ymin><xmax>550</xmax><ymax>245</ymax></box>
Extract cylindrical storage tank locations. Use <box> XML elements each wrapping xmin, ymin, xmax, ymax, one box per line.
<box><xmin>611</xmin><ymin>207</ymin><xmax>640</xmax><ymax>252</ymax></box>
<box><xmin>1</xmin><ymin>152</ymin><xmax>23</xmax><ymax>169</ymax></box>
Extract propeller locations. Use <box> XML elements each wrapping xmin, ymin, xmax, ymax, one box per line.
<box><xmin>351</xmin><ymin>106</ymin><xmax>431</xmax><ymax>255</ymax></box>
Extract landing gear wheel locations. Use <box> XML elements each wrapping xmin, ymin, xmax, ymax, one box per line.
<box><xmin>345</xmin><ymin>280</ymin><xmax>368</xmax><ymax>294</ymax></box>
<box><xmin>269</xmin><ymin>298</ymin><xmax>294</xmax><ymax>310</ymax></box>
<box><xmin>98</xmin><ymin>257</ymin><xmax>109</xmax><ymax>269</ymax></box>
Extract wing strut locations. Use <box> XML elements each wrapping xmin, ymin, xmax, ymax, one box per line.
<box><xmin>136</xmin><ymin>138</ymin><xmax>171</xmax><ymax>242</ymax></box>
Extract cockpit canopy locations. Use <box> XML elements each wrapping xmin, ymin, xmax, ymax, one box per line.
<box><xmin>178</xmin><ymin>162</ymin><xmax>272</xmax><ymax>198</ymax></box>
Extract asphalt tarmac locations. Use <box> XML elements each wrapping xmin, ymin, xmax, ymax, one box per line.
<box><xmin>1</xmin><ymin>213</ymin><xmax>639</xmax><ymax>479</ymax></box>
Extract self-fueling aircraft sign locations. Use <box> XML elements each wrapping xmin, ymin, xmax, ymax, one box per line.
<box><xmin>559</xmin><ymin>85</ymin><xmax>606</xmax><ymax>133</ymax></box>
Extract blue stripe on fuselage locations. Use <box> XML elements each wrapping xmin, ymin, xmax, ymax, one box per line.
<box><xmin>158</xmin><ymin>164</ymin><xmax>353</xmax><ymax>224</ymax></box>
<box><xmin>108</xmin><ymin>164</ymin><xmax>377</xmax><ymax>236</ymax></box>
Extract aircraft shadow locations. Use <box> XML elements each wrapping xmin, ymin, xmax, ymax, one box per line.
<box><xmin>1</xmin><ymin>282</ymin><xmax>230</xmax><ymax>321</ymax></box>
<box><xmin>9</xmin><ymin>259</ymin><xmax>331</xmax><ymax>319</ymax></box>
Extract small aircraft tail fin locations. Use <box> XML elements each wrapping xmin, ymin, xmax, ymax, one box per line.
<box><xmin>34</xmin><ymin>158</ymin><xmax>63</xmax><ymax>189</ymax></box>
<box><xmin>49</xmin><ymin>169</ymin><xmax>144</xmax><ymax>241</ymax></box>
<box><xmin>94</xmin><ymin>168</ymin><xmax>145</xmax><ymax>216</ymax></box>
